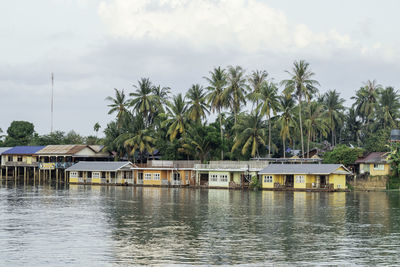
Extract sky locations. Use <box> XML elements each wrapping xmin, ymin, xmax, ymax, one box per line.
<box><xmin>1</xmin><ymin>0</ymin><xmax>400</xmax><ymax>137</ymax></box>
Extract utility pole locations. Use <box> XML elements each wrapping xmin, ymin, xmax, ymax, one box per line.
<box><xmin>51</xmin><ymin>73</ymin><xmax>54</xmax><ymax>133</ymax></box>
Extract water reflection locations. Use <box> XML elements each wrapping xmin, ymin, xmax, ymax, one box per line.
<box><xmin>1</xmin><ymin>183</ymin><xmax>400</xmax><ymax>265</ymax></box>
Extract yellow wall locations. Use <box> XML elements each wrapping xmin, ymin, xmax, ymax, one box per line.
<box><xmin>143</xmin><ymin>170</ymin><xmax>163</xmax><ymax>185</ymax></box>
<box><xmin>262</xmin><ymin>174</ymin><xmax>284</xmax><ymax>188</ymax></box>
<box><xmin>70</xmin><ymin>177</ymin><xmax>78</xmax><ymax>183</ymax></box>
<box><xmin>329</xmin><ymin>174</ymin><xmax>346</xmax><ymax>189</ymax></box>
<box><xmin>92</xmin><ymin>178</ymin><xmax>101</xmax><ymax>184</ymax></box>
<box><xmin>369</xmin><ymin>163</ymin><xmax>390</xmax><ymax>176</ymax></box>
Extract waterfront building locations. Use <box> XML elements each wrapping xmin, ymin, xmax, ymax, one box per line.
<box><xmin>355</xmin><ymin>152</ymin><xmax>390</xmax><ymax>176</ymax></box>
<box><xmin>195</xmin><ymin>161</ymin><xmax>269</xmax><ymax>188</ymax></box>
<box><xmin>0</xmin><ymin>146</ymin><xmax>45</xmax><ymax>180</ymax></box>
<box><xmin>66</xmin><ymin>161</ymin><xmax>134</xmax><ymax>184</ymax></box>
<box><xmin>132</xmin><ymin>160</ymin><xmax>199</xmax><ymax>186</ymax></box>
<box><xmin>259</xmin><ymin>164</ymin><xmax>351</xmax><ymax>190</ymax></box>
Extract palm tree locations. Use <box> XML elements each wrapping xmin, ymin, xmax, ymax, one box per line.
<box><xmin>352</xmin><ymin>80</ymin><xmax>381</xmax><ymax>131</ymax></box>
<box><xmin>281</xmin><ymin>60</ymin><xmax>320</xmax><ymax>157</ymax></box>
<box><xmin>124</xmin><ymin>129</ymin><xmax>155</xmax><ymax>162</ymax></box>
<box><xmin>304</xmin><ymin>101</ymin><xmax>329</xmax><ymax>157</ymax></box>
<box><xmin>377</xmin><ymin>86</ymin><xmax>400</xmax><ymax>129</ymax></box>
<box><xmin>152</xmin><ymin>85</ymin><xmax>171</xmax><ymax>114</ymax></box>
<box><xmin>247</xmin><ymin>70</ymin><xmax>268</xmax><ymax>112</ymax></box>
<box><xmin>343</xmin><ymin>108</ymin><xmax>362</xmax><ymax>146</ymax></box>
<box><xmin>205</xmin><ymin>67</ymin><xmax>228</xmax><ymax>159</ymax></box>
<box><xmin>323</xmin><ymin>90</ymin><xmax>346</xmax><ymax>147</ymax></box>
<box><xmin>105</xmin><ymin>88</ymin><xmax>130</xmax><ymax>128</ymax></box>
<box><xmin>93</xmin><ymin>122</ymin><xmax>101</xmax><ymax>138</ymax></box>
<box><xmin>164</xmin><ymin>94</ymin><xmax>189</xmax><ymax>141</ymax></box>
<box><xmin>277</xmin><ymin>96</ymin><xmax>297</xmax><ymax>158</ymax></box>
<box><xmin>186</xmin><ymin>84</ymin><xmax>209</xmax><ymax>123</ymax></box>
<box><xmin>231</xmin><ymin>112</ymin><xmax>266</xmax><ymax>157</ymax></box>
<box><xmin>257</xmin><ymin>81</ymin><xmax>280</xmax><ymax>157</ymax></box>
<box><xmin>179</xmin><ymin>123</ymin><xmax>215</xmax><ymax>162</ymax></box>
<box><xmin>130</xmin><ymin>78</ymin><xmax>156</xmax><ymax>127</ymax></box>
<box><xmin>224</xmin><ymin>65</ymin><xmax>247</xmax><ymax>126</ymax></box>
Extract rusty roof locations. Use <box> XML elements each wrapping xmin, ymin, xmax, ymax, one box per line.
<box><xmin>36</xmin><ymin>145</ymin><xmax>87</xmax><ymax>155</ymax></box>
<box><xmin>355</xmin><ymin>152</ymin><xmax>388</xmax><ymax>164</ymax></box>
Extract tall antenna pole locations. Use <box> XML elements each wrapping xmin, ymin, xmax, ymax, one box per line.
<box><xmin>51</xmin><ymin>73</ymin><xmax>54</xmax><ymax>133</ymax></box>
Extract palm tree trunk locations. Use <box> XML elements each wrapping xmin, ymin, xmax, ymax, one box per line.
<box><xmin>298</xmin><ymin>95</ymin><xmax>304</xmax><ymax>157</ymax></box>
<box><xmin>283</xmin><ymin>138</ymin><xmax>286</xmax><ymax>158</ymax></box>
<box><xmin>268</xmin><ymin>114</ymin><xmax>272</xmax><ymax>157</ymax></box>
<box><xmin>219</xmin><ymin>107</ymin><xmax>224</xmax><ymax>160</ymax></box>
<box><xmin>307</xmin><ymin>130</ymin><xmax>310</xmax><ymax>158</ymax></box>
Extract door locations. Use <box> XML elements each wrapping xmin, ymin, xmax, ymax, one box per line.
<box><xmin>320</xmin><ymin>175</ymin><xmax>327</xmax><ymax>188</ymax></box>
<box><xmin>285</xmin><ymin>175</ymin><xmax>294</xmax><ymax>188</ymax></box>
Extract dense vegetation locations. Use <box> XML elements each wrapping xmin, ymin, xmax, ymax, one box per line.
<box><xmin>1</xmin><ymin>60</ymin><xmax>398</xmax><ymax>164</ymax></box>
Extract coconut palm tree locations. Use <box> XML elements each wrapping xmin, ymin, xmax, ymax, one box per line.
<box><xmin>281</xmin><ymin>60</ymin><xmax>320</xmax><ymax>157</ymax></box>
<box><xmin>231</xmin><ymin>112</ymin><xmax>266</xmax><ymax>157</ymax></box>
<box><xmin>164</xmin><ymin>94</ymin><xmax>189</xmax><ymax>141</ymax></box>
<box><xmin>93</xmin><ymin>122</ymin><xmax>101</xmax><ymax>138</ymax></box>
<box><xmin>152</xmin><ymin>85</ymin><xmax>171</xmax><ymax>114</ymax></box>
<box><xmin>179</xmin><ymin>123</ymin><xmax>215</xmax><ymax>162</ymax></box>
<box><xmin>247</xmin><ymin>70</ymin><xmax>268</xmax><ymax>112</ymax></box>
<box><xmin>304</xmin><ymin>101</ymin><xmax>329</xmax><ymax>158</ymax></box>
<box><xmin>205</xmin><ymin>67</ymin><xmax>228</xmax><ymax>159</ymax></box>
<box><xmin>323</xmin><ymin>90</ymin><xmax>346</xmax><ymax>146</ymax></box>
<box><xmin>257</xmin><ymin>81</ymin><xmax>280</xmax><ymax>157</ymax></box>
<box><xmin>376</xmin><ymin>86</ymin><xmax>400</xmax><ymax>129</ymax></box>
<box><xmin>186</xmin><ymin>84</ymin><xmax>209</xmax><ymax>123</ymax></box>
<box><xmin>277</xmin><ymin>95</ymin><xmax>297</xmax><ymax>158</ymax></box>
<box><xmin>123</xmin><ymin>129</ymin><xmax>155</xmax><ymax>162</ymax></box>
<box><xmin>105</xmin><ymin>88</ymin><xmax>130</xmax><ymax>128</ymax></box>
<box><xmin>130</xmin><ymin>78</ymin><xmax>156</xmax><ymax>127</ymax></box>
<box><xmin>224</xmin><ymin>65</ymin><xmax>247</xmax><ymax>126</ymax></box>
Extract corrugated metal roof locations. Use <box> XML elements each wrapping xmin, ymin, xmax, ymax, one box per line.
<box><xmin>36</xmin><ymin>145</ymin><xmax>80</xmax><ymax>155</ymax></box>
<box><xmin>355</xmin><ymin>152</ymin><xmax>388</xmax><ymax>164</ymax></box>
<box><xmin>2</xmin><ymin>146</ymin><xmax>45</xmax><ymax>155</ymax></box>
<box><xmin>259</xmin><ymin>164</ymin><xmax>351</xmax><ymax>175</ymax></box>
<box><xmin>89</xmin><ymin>145</ymin><xmax>104</xmax><ymax>153</ymax></box>
<box><xmin>0</xmin><ymin>147</ymin><xmax>12</xmax><ymax>155</ymax></box>
<box><xmin>66</xmin><ymin>161</ymin><xmax>132</xmax><ymax>171</ymax></box>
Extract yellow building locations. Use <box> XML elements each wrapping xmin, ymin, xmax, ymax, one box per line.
<box><xmin>132</xmin><ymin>160</ymin><xmax>198</xmax><ymax>186</ymax></box>
<box><xmin>259</xmin><ymin>164</ymin><xmax>351</xmax><ymax>190</ymax></box>
<box><xmin>355</xmin><ymin>152</ymin><xmax>390</xmax><ymax>176</ymax></box>
<box><xmin>66</xmin><ymin>161</ymin><xmax>134</xmax><ymax>185</ymax></box>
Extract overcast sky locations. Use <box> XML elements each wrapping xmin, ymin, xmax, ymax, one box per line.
<box><xmin>1</xmin><ymin>0</ymin><xmax>400</xmax><ymax>136</ymax></box>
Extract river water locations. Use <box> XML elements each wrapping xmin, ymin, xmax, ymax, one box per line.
<box><xmin>1</xmin><ymin>183</ymin><xmax>400</xmax><ymax>266</ymax></box>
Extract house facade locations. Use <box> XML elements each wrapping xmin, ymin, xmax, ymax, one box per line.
<box><xmin>259</xmin><ymin>164</ymin><xmax>351</xmax><ymax>190</ymax></box>
<box><xmin>66</xmin><ymin>161</ymin><xmax>134</xmax><ymax>184</ymax></box>
<box><xmin>355</xmin><ymin>152</ymin><xmax>390</xmax><ymax>176</ymax></box>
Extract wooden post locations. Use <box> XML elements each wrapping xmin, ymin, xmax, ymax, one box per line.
<box><xmin>5</xmin><ymin>167</ymin><xmax>8</xmax><ymax>180</ymax></box>
<box><xmin>56</xmin><ymin>168</ymin><xmax>59</xmax><ymax>183</ymax></box>
<box><xmin>0</xmin><ymin>166</ymin><xmax>2</xmax><ymax>181</ymax></box>
<box><xmin>24</xmin><ymin>167</ymin><xmax>26</xmax><ymax>185</ymax></box>
<box><xmin>14</xmin><ymin>167</ymin><xmax>17</xmax><ymax>183</ymax></box>
<box><xmin>39</xmin><ymin>169</ymin><xmax>41</xmax><ymax>184</ymax></box>
<box><xmin>64</xmin><ymin>170</ymin><xmax>67</xmax><ymax>184</ymax></box>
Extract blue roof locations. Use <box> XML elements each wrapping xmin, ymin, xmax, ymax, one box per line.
<box><xmin>2</xmin><ymin>146</ymin><xmax>45</xmax><ymax>155</ymax></box>
<box><xmin>0</xmin><ymin>147</ymin><xmax>12</xmax><ymax>155</ymax></box>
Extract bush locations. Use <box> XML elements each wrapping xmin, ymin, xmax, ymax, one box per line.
<box><xmin>249</xmin><ymin>175</ymin><xmax>261</xmax><ymax>190</ymax></box>
<box><xmin>323</xmin><ymin>145</ymin><xmax>364</xmax><ymax>165</ymax></box>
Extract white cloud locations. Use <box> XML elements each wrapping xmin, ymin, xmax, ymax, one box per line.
<box><xmin>98</xmin><ymin>0</ymin><xmax>360</xmax><ymax>54</ymax></box>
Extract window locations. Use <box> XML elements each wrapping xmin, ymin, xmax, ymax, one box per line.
<box><xmin>70</xmin><ymin>172</ymin><xmax>78</xmax><ymax>177</ymax></box>
<box><xmin>87</xmin><ymin>172</ymin><xmax>92</xmax><ymax>178</ymax></box>
<box><xmin>185</xmin><ymin>171</ymin><xmax>189</xmax><ymax>181</ymax></box>
<box><xmin>110</xmin><ymin>172</ymin><xmax>115</xmax><ymax>179</ymax></box>
<box><xmin>17</xmin><ymin>156</ymin><xmax>23</xmax><ymax>162</ymax></box>
<box><xmin>92</xmin><ymin>172</ymin><xmax>100</xmax><ymax>179</ymax></box>
<box><xmin>153</xmin><ymin>173</ymin><xmax>160</xmax><ymax>180</ymax></box>
<box><xmin>210</xmin><ymin>174</ymin><xmax>218</xmax><ymax>182</ymax></box>
<box><xmin>264</xmin><ymin>175</ymin><xmax>273</xmax><ymax>183</ymax></box>
<box><xmin>8</xmin><ymin>156</ymin><xmax>12</xmax><ymax>162</ymax></box>
<box><xmin>373</xmin><ymin>164</ymin><xmax>385</xmax><ymax>171</ymax></box>
<box><xmin>144</xmin><ymin>173</ymin><xmax>152</xmax><ymax>180</ymax></box>
<box><xmin>173</xmin><ymin>173</ymin><xmax>181</xmax><ymax>181</ymax></box>
<box><xmin>101</xmin><ymin>172</ymin><xmax>106</xmax><ymax>178</ymax></box>
<box><xmin>220</xmin><ymin>174</ymin><xmax>228</xmax><ymax>182</ymax></box>
<box><xmin>295</xmin><ymin>175</ymin><xmax>305</xmax><ymax>183</ymax></box>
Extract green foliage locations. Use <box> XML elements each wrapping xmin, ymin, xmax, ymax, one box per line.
<box><xmin>249</xmin><ymin>175</ymin><xmax>261</xmax><ymax>190</ymax></box>
<box><xmin>323</xmin><ymin>145</ymin><xmax>364</xmax><ymax>165</ymax></box>
<box><xmin>4</xmin><ymin>120</ymin><xmax>35</xmax><ymax>146</ymax></box>
<box><xmin>363</xmin><ymin>128</ymin><xmax>391</xmax><ymax>153</ymax></box>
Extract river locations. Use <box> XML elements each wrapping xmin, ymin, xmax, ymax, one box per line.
<box><xmin>1</xmin><ymin>183</ymin><xmax>400</xmax><ymax>266</ymax></box>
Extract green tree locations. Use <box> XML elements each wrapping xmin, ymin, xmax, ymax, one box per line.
<box><xmin>164</xmin><ymin>94</ymin><xmax>189</xmax><ymax>141</ymax></box>
<box><xmin>186</xmin><ymin>84</ymin><xmax>209</xmax><ymax>123</ymax></box>
<box><xmin>363</xmin><ymin>128</ymin><xmax>391</xmax><ymax>153</ymax></box>
<box><xmin>323</xmin><ymin>90</ymin><xmax>346</xmax><ymax>146</ymax></box>
<box><xmin>124</xmin><ymin>129</ymin><xmax>155</xmax><ymax>162</ymax></box>
<box><xmin>304</xmin><ymin>101</ymin><xmax>329</xmax><ymax>158</ymax></box>
<box><xmin>257</xmin><ymin>81</ymin><xmax>280</xmax><ymax>157</ymax></box>
<box><xmin>281</xmin><ymin>60</ymin><xmax>320</xmax><ymax>157</ymax></box>
<box><xmin>152</xmin><ymin>85</ymin><xmax>171</xmax><ymax>114</ymax></box>
<box><xmin>205</xmin><ymin>66</ymin><xmax>228</xmax><ymax>159</ymax></box>
<box><xmin>323</xmin><ymin>144</ymin><xmax>364</xmax><ymax>166</ymax></box>
<box><xmin>277</xmin><ymin>96</ymin><xmax>297</xmax><ymax>158</ymax></box>
<box><xmin>105</xmin><ymin>88</ymin><xmax>129</xmax><ymax>128</ymax></box>
<box><xmin>224</xmin><ymin>65</ymin><xmax>247</xmax><ymax>126</ymax></box>
<box><xmin>247</xmin><ymin>70</ymin><xmax>268</xmax><ymax>112</ymax></box>
<box><xmin>376</xmin><ymin>86</ymin><xmax>400</xmax><ymax>129</ymax></box>
<box><xmin>129</xmin><ymin>78</ymin><xmax>156</xmax><ymax>127</ymax></box>
<box><xmin>232</xmin><ymin>112</ymin><xmax>266</xmax><ymax>157</ymax></box>
<box><xmin>93</xmin><ymin>122</ymin><xmax>101</xmax><ymax>137</ymax></box>
<box><xmin>4</xmin><ymin>121</ymin><xmax>35</xmax><ymax>146</ymax></box>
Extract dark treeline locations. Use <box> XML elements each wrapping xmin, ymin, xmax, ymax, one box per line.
<box><xmin>1</xmin><ymin>60</ymin><xmax>397</xmax><ymax>163</ymax></box>
<box><xmin>101</xmin><ymin>60</ymin><xmax>399</xmax><ymax>162</ymax></box>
